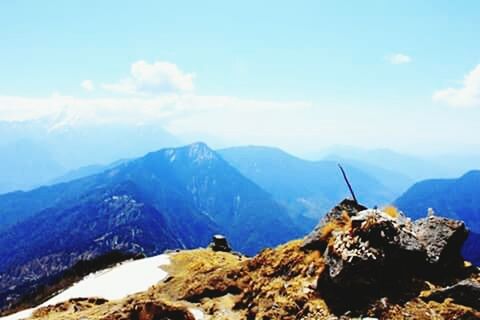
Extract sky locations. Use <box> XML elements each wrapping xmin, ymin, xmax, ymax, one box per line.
<box><xmin>1</xmin><ymin>1</ymin><xmax>480</xmax><ymax>156</ymax></box>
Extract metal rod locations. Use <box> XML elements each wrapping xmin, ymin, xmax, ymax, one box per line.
<box><xmin>338</xmin><ymin>164</ymin><xmax>358</xmax><ymax>204</ymax></box>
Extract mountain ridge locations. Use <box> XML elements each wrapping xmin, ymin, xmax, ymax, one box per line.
<box><xmin>0</xmin><ymin>142</ymin><xmax>302</xmax><ymax>310</ymax></box>
<box><xmin>219</xmin><ymin>145</ymin><xmax>396</xmax><ymax>230</ymax></box>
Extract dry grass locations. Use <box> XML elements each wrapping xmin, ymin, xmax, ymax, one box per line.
<box><xmin>321</xmin><ymin>210</ymin><xmax>352</xmax><ymax>249</ymax></box>
<box><xmin>148</xmin><ymin>241</ymin><xmax>327</xmax><ymax>319</ymax></box>
<box><xmin>156</xmin><ymin>249</ymin><xmax>245</xmax><ymax>302</ymax></box>
<box><xmin>383</xmin><ymin>205</ymin><xmax>400</xmax><ymax>218</ymax></box>
<box><xmin>21</xmin><ymin>241</ymin><xmax>480</xmax><ymax>320</ymax></box>
<box><xmin>235</xmin><ymin>240</ymin><xmax>327</xmax><ymax>319</ymax></box>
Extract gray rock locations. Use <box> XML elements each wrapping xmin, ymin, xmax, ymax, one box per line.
<box><xmin>414</xmin><ymin>216</ymin><xmax>468</xmax><ymax>269</ymax></box>
<box><xmin>321</xmin><ymin>209</ymin><xmax>423</xmax><ymax>289</ymax></box>
<box><xmin>315</xmin><ymin>203</ymin><xmax>470</xmax><ymax>296</ymax></box>
<box><xmin>208</xmin><ymin>234</ymin><xmax>232</xmax><ymax>252</ymax></box>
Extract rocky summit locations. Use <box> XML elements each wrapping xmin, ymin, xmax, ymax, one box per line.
<box><xmin>2</xmin><ymin>199</ymin><xmax>479</xmax><ymax>320</ymax></box>
<box><xmin>302</xmin><ymin>199</ymin><xmax>474</xmax><ymax>314</ymax></box>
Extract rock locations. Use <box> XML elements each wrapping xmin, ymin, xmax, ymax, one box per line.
<box><xmin>414</xmin><ymin>215</ymin><xmax>468</xmax><ymax>270</ymax></box>
<box><xmin>301</xmin><ymin>199</ymin><xmax>366</xmax><ymax>250</ymax></box>
<box><xmin>311</xmin><ymin>201</ymin><xmax>470</xmax><ymax>304</ymax></box>
<box><xmin>423</xmin><ymin>279</ymin><xmax>480</xmax><ymax>310</ymax></box>
<box><xmin>320</xmin><ymin>209</ymin><xmax>424</xmax><ymax>292</ymax></box>
<box><xmin>208</xmin><ymin>234</ymin><xmax>232</xmax><ymax>252</ymax></box>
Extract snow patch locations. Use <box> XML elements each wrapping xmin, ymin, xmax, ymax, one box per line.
<box><xmin>189</xmin><ymin>308</ymin><xmax>205</xmax><ymax>320</ymax></box>
<box><xmin>0</xmin><ymin>309</ymin><xmax>35</xmax><ymax>320</ymax></box>
<box><xmin>1</xmin><ymin>254</ymin><xmax>170</xmax><ymax>320</ymax></box>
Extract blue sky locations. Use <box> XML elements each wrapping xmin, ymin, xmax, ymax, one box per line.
<box><xmin>1</xmin><ymin>1</ymin><xmax>480</xmax><ymax>155</ymax></box>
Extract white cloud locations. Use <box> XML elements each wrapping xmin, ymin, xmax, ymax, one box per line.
<box><xmin>387</xmin><ymin>53</ymin><xmax>412</xmax><ymax>65</ymax></box>
<box><xmin>81</xmin><ymin>80</ymin><xmax>95</xmax><ymax>91</ymax></box>
<box><xmin>0</xmin><ymin>59</ymin><xmax>314</xmax><ymax>149</ymax></box>
<box><xmin>433</xmin><ymin>64</ymin><xmax>480</xmax><ymax>108</ymax></box>
<box><xmin>0</xmin><ymin>93</ymin><xmax>311</xmax><ymax>125</ymax></box>
<box><xmin>101</xmin><ymin>79</ymin><xmax>136</xmax><ymax>95</ymax></box>
<box><xmin>102</xmin><ymin>60</ymin><xmax>195</xmax><ymax>95</ymax></box>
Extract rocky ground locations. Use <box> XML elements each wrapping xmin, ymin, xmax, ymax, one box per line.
<box><xmin>7</xmin><ymin>199</ymin><xmax>480</xmax><ymax>319</ymax></box>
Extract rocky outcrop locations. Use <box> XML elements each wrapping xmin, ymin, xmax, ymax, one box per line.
<box><xmin>414</xmin><ymin>215</ymin><xmax>468</xmax><ymax>270</ymax></box>
<box><xmin>302</xmin><ymin>200</ymin><xmax>472</xmax><ymax>308</ymax></box>
<box><xmin>207</xmin><ymin>234</ymin><xmax>232</xmax><ymax>252</ymax></box>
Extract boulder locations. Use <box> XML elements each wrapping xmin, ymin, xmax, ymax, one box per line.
<box><xmin>320</xmin><ymin>209</ymin><xmax>425</xmax><ymax>292</ymax></box>
<box><xmin>208</xmin><ymin>234</ymin><xmax>232</xmax><ymax>252</ymax></box>
<box><xmin>309</xmin><ymin>201</ymin><xmax>470</xmax><ymax>300</ymax></box>
<box><xmin>414</xmin><ymin>216</ymin><xmax>468</xmax><ymax>270</ymax></box>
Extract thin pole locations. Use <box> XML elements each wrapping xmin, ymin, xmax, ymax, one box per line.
<box><xmin>338</xmin><ymin>164</ymin><xmax>358</xmax><ymax>204</ymax></box>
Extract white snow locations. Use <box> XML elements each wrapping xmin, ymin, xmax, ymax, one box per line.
<box><xmin>0</xmin><ymin>309</ymin><xmax>35</xmax><ymax>320</ymax></box>
<box><xmin>189</xmin><ymin>308</ymin><xmax>205</xmax><ymax>320</ymax></box>
<box><xmin>1</xmin><ymin>254</ymin><xmax>170</xmax><ymax>320</ymax></box>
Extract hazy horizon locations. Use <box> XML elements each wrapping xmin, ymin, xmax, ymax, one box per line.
<box><xmin>2</xmin><ymin>1</ymin><xmax>480</xmax><ymax>157</ymax></box>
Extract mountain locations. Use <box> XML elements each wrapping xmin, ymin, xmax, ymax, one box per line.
<box><xmin>48</xmin><ymin>159</ymin><xmax>129</xmax><ymax>185</ymax></box>
<box><xmin>395</xmin><ymin>171</ymin><xmax>480</xmax><ymax>229</ymax></box>
<box><xmin>322</xmin><ymin>154</ymin><xmax>413</xmax><ymax>196</ymax></box>
<box><xmin>219</xmin><ymin>146</ymin><xmax>396</xmax><ymax>230</ymax></box>
<box><xmin>0</xmin><ymin>119</ymin><xmax>181</xmax><ymax>194</ymax></box>
<box><xmin>463</xmin><ymin>232</ymin><xmax>480</xmax><ymax>266</ymax></box>
<box><xmin>395</xmin><ymin>170</ymin><xmax>480</xmax><ymax>265</ymax></box>
<box><xmin>0</xmin><ymin>143</ymin><xmax>301</xmax><ymax>309</ymax></box>
<box><xmin>0</xmin><ymin>140</ymin><xmax>65</xmax><ymax>194</ymax></box>
<box><xmin>44</xmin><ymin>123</ymin><xmax>181</xmax><ymax>169</ymax></box>
<box><xmin>315</xmin><ymin>146</ymin><xmax>446</xmax><ymax>181</ymax></box>
<box><xmin>425</xmin><ymin>153</ymin><xmax>480</xmax><ymax>176</ymax></box>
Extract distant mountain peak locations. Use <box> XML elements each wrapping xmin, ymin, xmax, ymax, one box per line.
<box><xmin>187</xmin><ymin>141</ymin><xmax>212</xmax><ymax>152</ymax></box>
<box><xmin>46</xmin><ymin>107</ymin><xmax>82</xmax><ymax>132</ymax></box>
<box><xmin>162</xmin><ymin>142</ymin><xmax>218</xmax><ymax>164</ymax></box>
<box><xmin>461</xmin><ymin>170</ymin><xmax>480</xmax><ymax>179</ymax></box>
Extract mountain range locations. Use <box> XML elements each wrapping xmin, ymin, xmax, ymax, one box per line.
<box><xmin>321</xmin><ymin>154</ymin><xmax>413</xmax><ymax>195</ymax></box>
<box><xmin>0</xmin><ymin>140</ymin><xmax>64</xmax><ymax>194</ymax></box>
<box><xmin>0</xmin><ymin>118</ymin><xmax>179</xmax><ymax>193</ymax></box>
<box><xmin>28</xmin><ymin>145</ymin><xmax>402</xmax><ymax>232</ymax></box>
<box><xmin>0</xmin><ymin>143</ymin><xmax>301</xmax><ymax>309</ymax></box>
<box><xmin>219</xmin><ymin>146</ymin><xmax>397</xmax><ymax>229</ymax></box>
<box><xmin>316</xmin><ymin>145</ymin><xmax>480</xmax><ymax>181</ymax></box>
<box><xmin>1</xmin><ymin>140</ymin><xmax>479</xmax><ymax>311</ymax></box>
